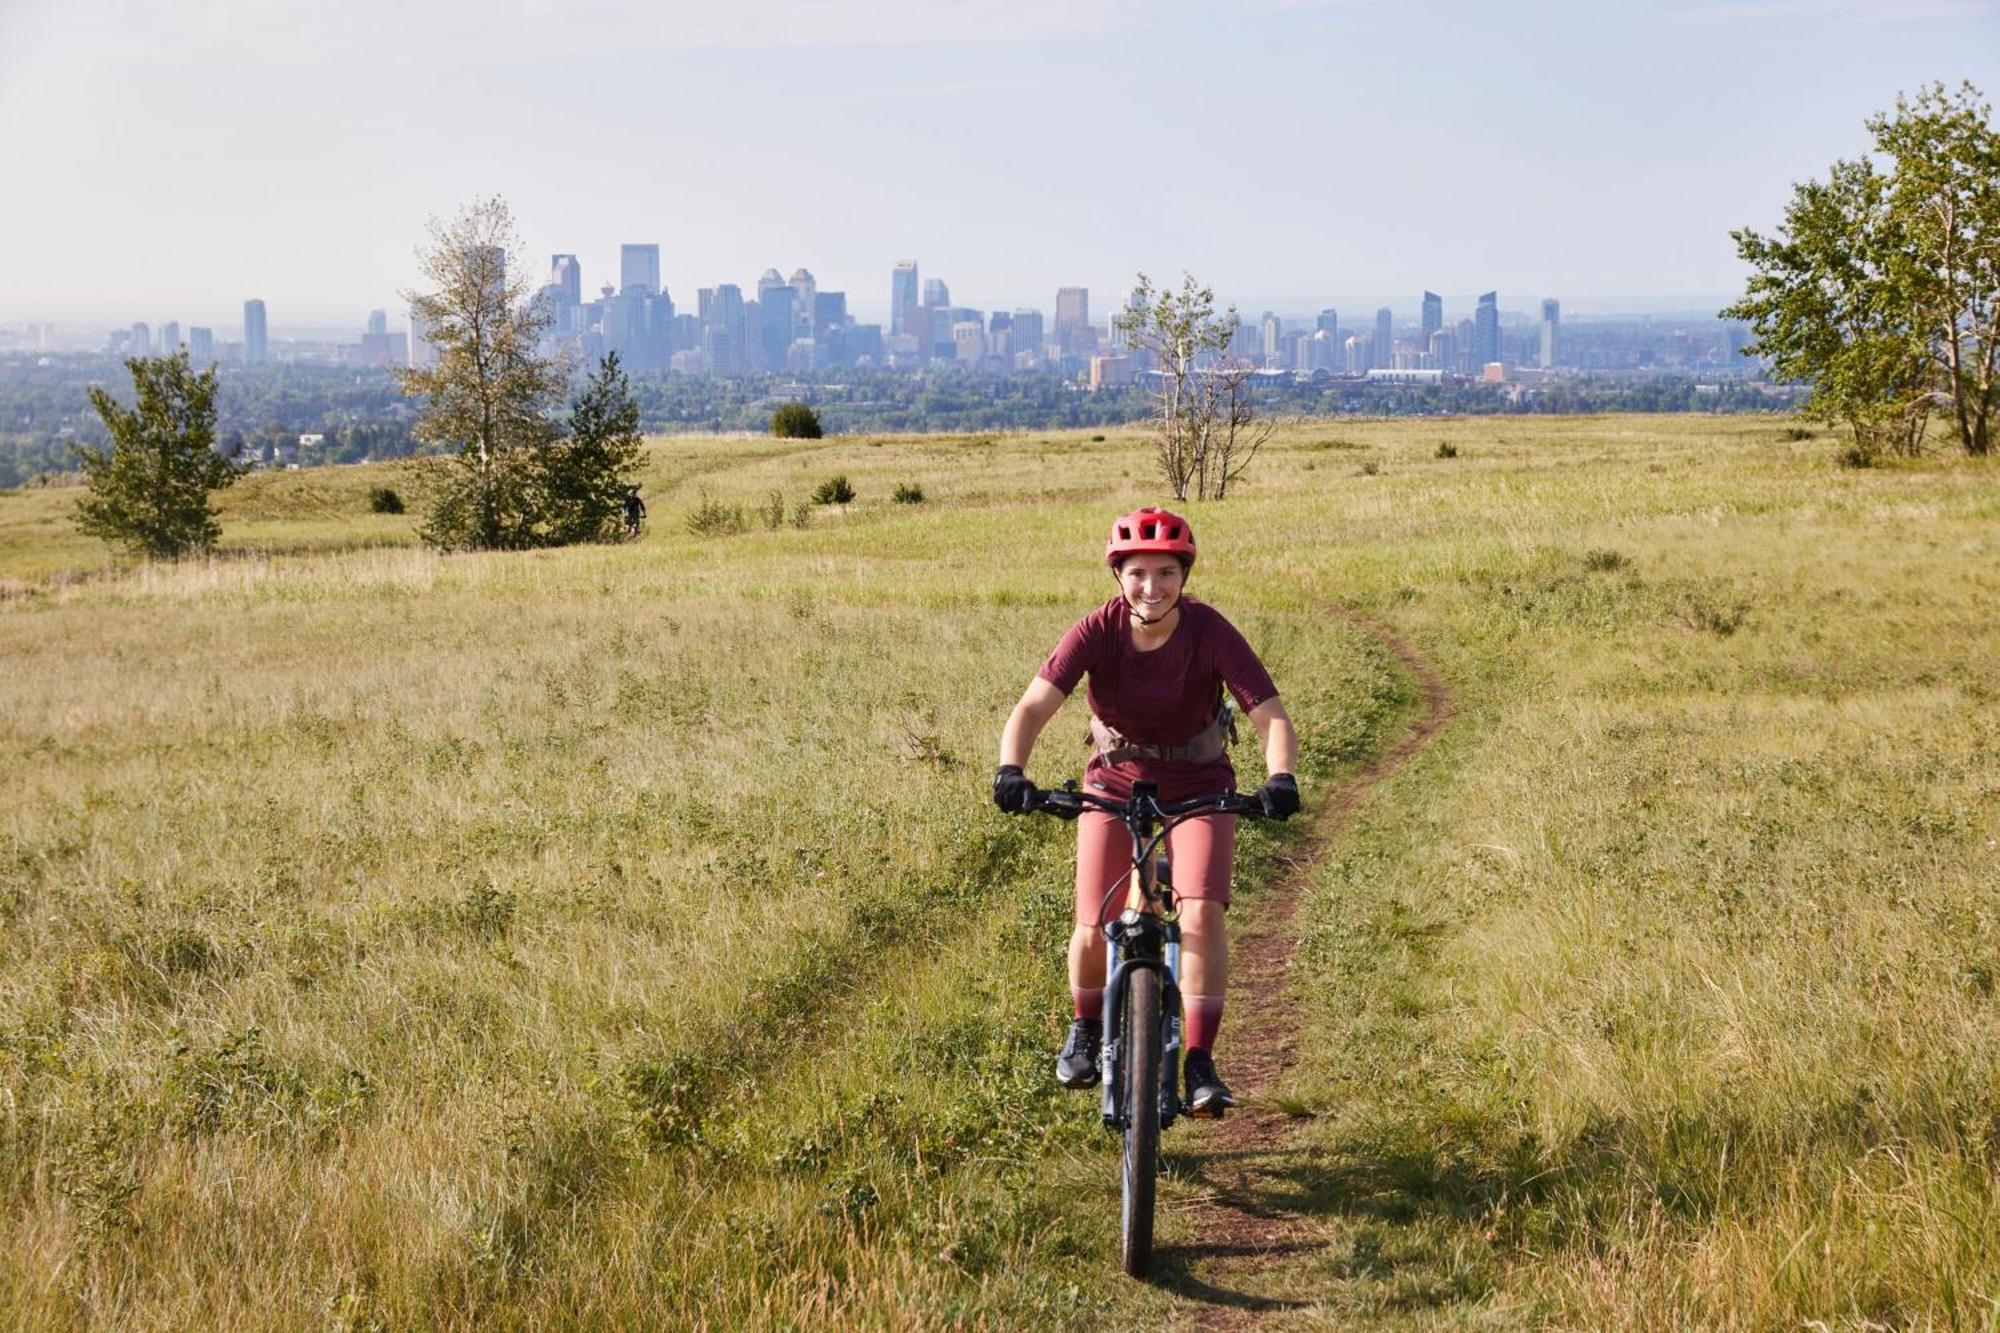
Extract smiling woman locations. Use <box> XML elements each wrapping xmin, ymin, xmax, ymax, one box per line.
<box><xmin>994</xmin><ymin>504</ymin><xmax>1299</xmax><ymax>1115</ymax></box>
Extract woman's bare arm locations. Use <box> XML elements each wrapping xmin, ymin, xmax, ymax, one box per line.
<box><xmin>999</xmin><ymin>677</ymin><xmax>1069</xmax><ymax>770</ymax></box>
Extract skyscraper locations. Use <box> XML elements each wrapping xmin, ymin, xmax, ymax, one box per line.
<box><xmin>1539</xmin><ymin>298</ymin><xmax>1561</xmax><ymax>369</ymax></box>
<box><xmin>1472</xmin><ymin>292</ymin><xmax>1500</xmax><ymax>369</ymax></box>
<box><xmin>159</xmin><ymin>321</ymin><xmax>180</xmax><ymax>352</ymax></box>
<box><xmin>1260</xmin><ymin>313</ymin><xmax>1282</xmax><ymax>365</ymax></box>
<box><xmin>922</xmin><ymin>278</ymin><xmax>950</xmax><ymax>309</ymax></box>
<box><xmin>129</xmin><ymin>322</ymin><xmax>151</xmax><ymax>356</ymax></box>
<box><xmin>243</xmin><ymin>300</ymin><xmax>267</xmax><ymax>365</ymax></box>
<box><xmin>891</xmin><ymin>261</ymin><xmax>919</xmax><ymax>338</ymax></box>
<box><xmin>1011</xmin><ymin>308</ymin><xmax>1045</xmax><ymax>364</ymax></box>
<box><xmin>550</xmin><ymin>255</ymin><xmax>582</xmax><ymax>306</ymax></box>
<box><xmin>188</xmin><ymin>327</ymin><xmax>214</xmax><ymax>363</ymax></box>
<box><xmin>791</xmin><ymin>268</ymin><xmax>817</xmax><ymax>335</ymax></box>
<box><xmin>1421</xmin><ymin>291</ymin><xmax>1443</xmax><ymax>342</ymax></box>
<box><xmin>1316</xmin><ymin>308</ymin><xmax>1339</xmax><ymax>342</ymax></box>
<box><xmin>1374</xmin><ymin>307</ymin><xmax>1393</xmax><ymax>369</ymax></box>
<box><xmin>620</xmin><ymin>244</ymin><xmax>660</xmax><ymax>296</ymax></box>
<box><xmin>1054</xmin><ymin>287</ymin><xmax>1090</xmax><ymax>356</ymax></box>
<box><xmin>366</xmin><ymin>309</ymin><xmax>387</xmax><ymax>337</ymax></box>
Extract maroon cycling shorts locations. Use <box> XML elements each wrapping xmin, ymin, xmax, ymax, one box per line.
<box><xmin>1075</xmin><ymin>803</ymin><xmax>1236</xmax><ymax>926</ymax></box>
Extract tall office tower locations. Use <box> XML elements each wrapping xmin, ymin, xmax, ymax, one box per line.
<box><xmin>364</xmin><ymin>309</ymin><xmax>386</xmax><ymax>337</ymax></box>
<box><xmin>1344</xmin><ymin>333</ymin><xmax>1370</xmax><ymax>375</ymax></box>
<box><xmin>1260</xmin><ymin>312</ymin><xmax>1282</xmax><ymax>365</ymax></box>
<box><xmin>620</xmin><ymin>245</ymin><xmax>661</xmax><ymax>296</ymax></box>
<box><xmin>159</xmin><ymin>321</ymin><xmax>181</xmax><ymax>351</ymax></box>
<box><xmin>922</xmin><ymin>277</ymin><xmax>950</xmax><ymax>309</ymax></box>
<box><xmin>1316</xmin><ymin>308</ymin><xmax>1339</xmax><ymax>341</ymax></box>
<box><xmin>1011</xmin><ymin>308</ymin><xmax>1044</xmax><ymax>363</ymax></box>
<box><xmin>790</xmin><ymin>268</ymin><xmax>817</xmax><ymax>334</ymax></box>
<box><xmin>1427</xmin><ymin>328</ymin><xmax>1454</xmax><ymax>372</ymax></box>
<box><xmin>550</xmin><ymin>255</ymin><xmax>582</xmax><ymax>306</ymax></box>
<box><xmin>130</xmin><ymin>322</ymin><xmax>152</xmax><ymax>356</ymax></box>
<box><xmin>1374</xmin><ymin>307</ymin><xmax>1393</xmax><ymax>369</ymax></box>
<box><xmin>891</xmin><ymin>261</ymin><xmax>919</xmax><ymax>337</ymax></box>
<box><xmin>1054</xmin><ymin>287</ymin><xmax>1090</xmax><ymax>355</ymax></box>
<box><xmin>953</xmin><ymin>320</ymin><xmax>985</xmax><ymax>367</ymax></box>
<box><xmin>988</xmin><ymin>310</ymin><xmax>1014</xmax><ymax>359</ymax></box>
<box><xmin>1303</xmin><ymin>329</ymin><xmax>1332</xmax><ymax>372</ymax></box>
<box><xmin>1455</xmin><ymin>317</ymin><xmax>1476</xmax><ymax>374</ymax></box>
<box><xmin>760</xmin><ymin>288</ymin><xmax>795</xmax><ymax>371</ymax></box>
<box><xmin>1472</xmin><ymin>292</ymin><xmax>1500</xmax><ymax>368</ymax></box>
<box><xmin>1421</xmin><ymin>291</ymin><xmax>1443</xmax><ymax>342</ymax></box>
<box><xmin>814</xmin><ymin>291</ymin><xmax>846</xmax><ymax>333</ymax></box>
<box><xmin>243</xmin><ymin>300</ymin><xmax>267</xmax><ymax>364</ymax></box>
<box><xmin>1539</xmin><ymin>298</ymin><xmax>1561</xmax><ymax>369</ymax></box>
<box><xmin>188</xmin><ymin>327</ymin><xmax>214</xmax><ymax>362</ymax></box>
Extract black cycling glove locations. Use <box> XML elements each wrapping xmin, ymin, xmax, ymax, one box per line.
<box><xmin>1258</xmin><ymin>773</ymin><xmax>1301</xmax><ymax>820</ymax></box>
<box><xmin>993</xmin><ymin>764</ymin><xmax>1039</xmax><ymax>814</ymax></box>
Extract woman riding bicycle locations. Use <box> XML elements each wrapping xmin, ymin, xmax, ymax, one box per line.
<box><xmin>993</xmin><ymin>506</ymin><xmax>1299</xmax><ymax>1116</ymax></box>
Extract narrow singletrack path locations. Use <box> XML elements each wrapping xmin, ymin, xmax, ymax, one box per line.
<box><xmin>1171</xmin><ymin>607</ymin><xmax>1455</xmax><ymax>1327</ymax></box>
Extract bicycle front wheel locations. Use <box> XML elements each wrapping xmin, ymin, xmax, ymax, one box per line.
<box><xmin>1120</xmin><ymin>965</ymin><xmax>1162</xmax><ymax>1279</ymax></box>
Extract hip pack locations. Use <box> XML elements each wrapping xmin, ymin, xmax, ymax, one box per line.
<box><xmin>1089</xmin><ymin>703</ymin><xmax>1238</xmax><ymax>766</ymax></box>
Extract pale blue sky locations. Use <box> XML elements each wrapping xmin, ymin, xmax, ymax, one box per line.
<box><xmin>1</xmin><ymin>0</ymin><xmax>1994</xmax><ymax>331</ymax></box>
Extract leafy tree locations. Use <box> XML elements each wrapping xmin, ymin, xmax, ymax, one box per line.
<box><xmin>400</xmin><ymin>196</ymin><xmax>567</xmax><ymax>549</ymax></box>
<box><xmin>73</xmin><ymin>351</ymin><xmax>242</xmax><ymax>558</ymax></box>
<box><xmin>1871</xmin><ymin>82</ymin><xmax>2000</xmax><ymax>456</ymax></box>
<box><xmin>1113</xmin><ymin>273</ymin><xmax>1266</xmax><ymax>498</ymax></box>
<box><xmin>1726</xmin><ymin>81</ymin><xmax>1998</xmax><ymax>457</ymax></box>
<box><xmin>771</xmin><ymin>402</ymin><xmax>823</xmax><ymax>438</ymax></box>
<box><xmin>541</xmin><ymin>352</ymin><xmax>644</xmax><ymax>544</ymax></box>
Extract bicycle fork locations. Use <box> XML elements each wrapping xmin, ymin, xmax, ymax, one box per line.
<box><xmin>1099</xmin><ymin>912</ymin><xmax>1184</xmax><ymax>1132</ymax></box>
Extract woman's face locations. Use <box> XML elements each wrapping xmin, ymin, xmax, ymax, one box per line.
<box><xmin>1118</xmin><ymin>555</ymin><xmax>1186</xmax><ymax>620</ymax></box>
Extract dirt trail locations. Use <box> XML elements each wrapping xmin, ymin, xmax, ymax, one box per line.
<box><xmin>1173</xmin><ymin>607</ymin><xmax>1455</xmax><ymax>1327</ymax></box>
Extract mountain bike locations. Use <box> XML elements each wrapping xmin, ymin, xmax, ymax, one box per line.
<box><xmin>1031</xmin><ymin>779</ymin><xmax>1268</xmax><ymax>1279</ymax></box>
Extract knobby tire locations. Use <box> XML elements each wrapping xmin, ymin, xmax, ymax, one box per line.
<box><xmin>1120</xmin><ymin>966</ymin><xmax>1162</xmax><ymax>1279</ymax></box>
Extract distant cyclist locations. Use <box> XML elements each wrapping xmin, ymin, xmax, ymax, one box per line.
<box><xmin>622</xmin><ymin>486</ymin><xmax>647</xmax><ymax>539</ymax></box>
<box><xmin>994</xmin><ymin>506</ymin><xmax>1299</xmax><ymax>1115</ymax></box>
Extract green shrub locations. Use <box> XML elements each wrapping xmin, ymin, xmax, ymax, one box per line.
<box><xmin>685</xmin><ymin>490</ymin><xmax>747</xmax><ymax>537</ymax></box>
<box><xmin>1583</xmin><ymin>548</ymin><xmax>1628</xmax><ymax>572</ymax></box>
<box><xmin>1090</xmin><ymin>434</ymin><xmax>1106</xmax><ymax>443</ymax></box>
<box><xmin>367</xmin><ymin>487</ymin><xmax>405</xmax><ymax>514</ymax></box>
<box><xmin>771</xmin><ymin>403</ymin><xmax>823</xmax><ymax>439</ymax></box>
<box><xmin>1435</xmin><ymin>442</ymin><xmax>1459</xmax><ymax>459</ymax></box>
<box><xmin>760</xmin><ymin>491</ymin><xmax>787</xmax><ymax>531</ymax></box>
<box><xmin>891</xmin><ymin>482</ymin><xmax>925</xmax><ymax>505</ymax></box>
<box><xmin>812</xmin><ymin>475</ymin><xmax>855</xmax><ymax>505</ymax></box>
<box><xmin>1837</xmin><ymin>441</ymin><xmax>1876</xmax><ymax>468</ymax></box>
<box><xmin>1784</xmin><ymin>426</ymin><xmax>1817</xmax><ymax>441</ymax></box>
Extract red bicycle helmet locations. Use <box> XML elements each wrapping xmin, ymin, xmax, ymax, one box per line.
<box><xmin>1104</xmin><ymin>505</ymin><xmax>1196</xmax><ymax>569</ymax></box>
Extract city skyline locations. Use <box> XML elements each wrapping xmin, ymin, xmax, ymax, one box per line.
<box><xmin>3</xmin><ymin>0</ymin><xmax>1993</xmax><ymax>326</ymax></box>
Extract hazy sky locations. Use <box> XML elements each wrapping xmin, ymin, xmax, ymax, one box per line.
<box><xmin>1</xmin><ymin>0</ymin><xmax>1995</xmax><ymax>331</ymax></box>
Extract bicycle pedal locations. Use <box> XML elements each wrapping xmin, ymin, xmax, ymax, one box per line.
<box><xmin>1185</xmin><ymin>1101</ymin><xmax>1228</xmax><ymax>1121</ymax></box>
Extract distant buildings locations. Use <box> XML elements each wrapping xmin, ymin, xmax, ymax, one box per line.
<box><xmin>160</xmin><ymin>321</ymin><xmax>181</xmax><ymax>353</ymax></box>
<box><xmin>550</xmin><ymin>255</ymin><xmax>582</xmax><ymax>306</ymax></box>
<box><xmin>243</xmin><ymin>300</ymin><xmax>267</xmax><ymax>365</ymax></box>
<box><xmin>621</xmin><ymin>244</ymin><xmax>661</xmax><ymax>295</ymax></box>
<box><xmin>1374</xmin><ymin>307</ymin><xmax>1393</xmax><ymax>371</ymax></box>
<box><xmin>129</xmin><ymin>322</ymin><xmax>150</xmax><ymax>357</ymax></box>
<box><xmin>891</xmin><ymin>261</ymin><xmax>919</xmax><ymax>339</ymax></box>
<box><xmin>1055</xmin><ymin>287</ymin><xmax>1091</xmax><ymax>356</ymax></box>
<box><xmin>1421</xmin><ymin>291</ymin><xmax>1442</xmax><ymax>344</ymax></box>
<box><xmin>1472</xmin><ymin>292</ymin><xmax>1499</xmax><ymax>369</ymax></box>
<box><xmin>1540</xmin><ymin>298</ymin><xmax>1561</xmax><ymax>369</ymax></box>
<box><xmin>188</xmin><ymin>327</ymin><xmax>214</xmax><ymax>363</ymax></box>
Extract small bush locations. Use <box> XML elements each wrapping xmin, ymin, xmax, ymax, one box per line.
<box><xmin>1090</xmin><ymin>434</ymin><xmax>1106</xmax><ymax>443</ymax></box>
<box><xmin>1357</xmin><ymin>461</ymin><xmax>1381</xmax><ymax>477</ymax></box>
<box><xmin>367</xmin><ymin>487</ymin><xmax>405</xmax><ymax>514</ymax></box>
<box><xmin>771</xmin><ymin>403</ymin><xmax>823</xmax><ymax>439</ymax></box>
<box><xmin>1836</xmin><ymin>442</ymin><xmax>1876</xmax><ymax>469</ymax></box>
<box><xmin>1583</xmin><ymin>548</ymin><xmax>1628</xmax><ymax>572</ymax></box>
<box><xmin>1435</xmin><ymin>442</ymin><xmax>1459</xmax><ymax>459</ymax></box>
<box><xmin>1784</xmin><ymin>426</ymin><xmax>1817</xmax><ymax>441</ymax></box>
<box><xmin>812</xmin><ymin>475</ymin><xmax>855</xmax><ymax>506</ymax></box>
<box><xmin>790</xmin><ymin>502</ymin><xmax>812</xmax><ymax>530</ymax></box>
<box><xmin>892</xmin><ymin>482</ymin><xmax>925</xmax><ymax>505</ymax></box>
<box><xmin>760</xmin><ymin>491</ymin><xmax>786</xmax><ymax>531</ymax></box>
<box><xmin>686</xmin><ymin>489</ymin><xmax>748</xmax><ymax>537</ymax></box>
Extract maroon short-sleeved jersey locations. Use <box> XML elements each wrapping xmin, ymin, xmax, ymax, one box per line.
<box><xmin>1037</xmin><ymin>596</ymin><xmax>1278</xmax><ymax>797</ymax></box>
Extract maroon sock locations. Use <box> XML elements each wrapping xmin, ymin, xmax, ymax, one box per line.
<box><xmin>1184</xmin><ymin>994</ymin><xmax>1224</xmax><ymax>1051</ymax></box>
<box><xmin>1073</xmin><ymin>986</ymin><xmax>1105</xmax><ymax>1022</ymax></box>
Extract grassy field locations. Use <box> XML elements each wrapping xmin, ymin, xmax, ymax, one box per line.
<box><xmin>1</xmin><ymin>417</ymin><xmax>1995</xmax><ymax>1328</ymax></box>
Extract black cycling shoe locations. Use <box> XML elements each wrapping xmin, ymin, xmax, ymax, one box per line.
<box><xmin>1056</xmin><ymin>1018</ymin><xmax>1102</xmax><ymax>1088</ymax></box>
<box><xmin>1184</xmin><ymin>1048</ymin><xmax>1235</xmax><ymax>1118</ymax></box>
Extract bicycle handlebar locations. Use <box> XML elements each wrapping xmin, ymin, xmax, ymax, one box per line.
<box><xmin>1029</xmin><ymin>784</ymin><xmax>1269</xmax><ymax>822</ymax></box>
